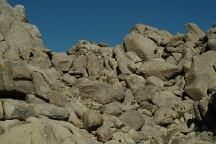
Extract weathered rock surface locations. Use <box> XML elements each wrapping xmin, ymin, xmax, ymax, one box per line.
<box><xmin>0</xmin><ymin>1</ymin><xmax>216</xmax><ymax>143</ymax></box>
<box><xmin>124</xmin><ymin>32</ymin><xmax>157</xmax><ymax>61</ymax></box>
<box><xmin>137</xmin><ymin>58</ymin><xmax>180</xmax><ymax>80</ymax></box>
<box><xmin>119</xmin><ymin>110</ymin><xmax>144</xmax><ymax>130</ymax></box>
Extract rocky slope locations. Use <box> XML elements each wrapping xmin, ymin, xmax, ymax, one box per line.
<box><xmin>0</xmin><ymin>0</ymin><xmax>216</xmax><ymax>143</ymax></box>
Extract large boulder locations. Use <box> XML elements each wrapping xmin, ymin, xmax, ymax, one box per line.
<box><xmin>185</xmin><ymin>51</ymin><xmax>216</xmax><ymax>101</ymax></box>
<box><xmin>137</xmin><ymin>58</ymin><xmax>180</xmax><ymax>80</ymax></box>
<box><xmin>124</xmin><ymin>32</ymin><xmax>157</xmax><ymax>61</ymax></box>
<box><xmin>0</xmin><ymin>117</ymin><xmax>100</xmax><ymax>144</ymax></box>
<box><xmin>131</xmin><ymin>24</ymin><xmax>173</xmax><ymax>45</ymax></box>
<box><xmin>77</xmin><ymin>80</ymin><xmax>126</xmax><ymax>104</ymax></box>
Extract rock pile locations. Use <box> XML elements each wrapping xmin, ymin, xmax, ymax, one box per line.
<box><xmin>0</xmin><ymin>0</ymin><xmax>216</xmax><ymax>143</ymax></box>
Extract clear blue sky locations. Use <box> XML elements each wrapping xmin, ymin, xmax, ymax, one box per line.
<box><xmin>9</xmin><ymin>0</ymin><xmax>216</xmax><ymax>52</ymax></box>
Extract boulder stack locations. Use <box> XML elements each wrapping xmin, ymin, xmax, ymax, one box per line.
<box><xmin>0</xmin><ymin>1</ymin><xmax>216</xmax><ymax>144</ymax></box>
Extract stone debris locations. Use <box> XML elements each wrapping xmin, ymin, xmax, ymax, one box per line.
<box><xmin>0</xmin><ymin>0</ymin><xmax>216</xmax><ymax>143</ymax></box>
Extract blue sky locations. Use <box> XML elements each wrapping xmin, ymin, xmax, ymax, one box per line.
<box><xmin>9</xmin><ymin>0</ymin><xmax>216</xmax><ymax>52</ymax></box>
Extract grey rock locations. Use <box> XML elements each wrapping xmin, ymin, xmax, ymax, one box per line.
<box><xmin>137</xmin><ymin>58</ymin><xmax>180</xmax><ymax>80</ymax></box>
<box><xmin>119</xmin><ymin>110</ymin><xmax>144</xmax><ymax>130</ymax></box>
<box><xmin>124</xmin><ymin>32</ymin><xmax>157</xmax><ymax>61</ymax></box>
<box><xmin>3</xmin><ymin>99</ymin><xmax>36</xmax><ymax>120</ymax></box>
<box><xmin>166</xmin><ymin>55</ymin><xmax>178</xmax><ymax>65</ymax></box>
<box><xmin>32</xmin><ymin>103</ymin><xmax>69</xmax><ymax>120</ymax></box>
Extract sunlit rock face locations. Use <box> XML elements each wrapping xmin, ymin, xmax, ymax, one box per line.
<box><xmin>0</xmin><ymin>1</ymin><xmax>216</xmax><ymax>144</ymax></box>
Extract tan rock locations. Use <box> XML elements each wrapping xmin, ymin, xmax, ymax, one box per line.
<box><xmin>124</xmin><ymin>32</ymin><xmax>157</xmax><ymax>61</ymax></box>
<box><xmin>82</xmin><ymin>110</ymin><xmax>103</xmax><ymax>131</ymax></box>
<box><xmin>137</xmin><ymin>58</ymin><xmax>180</xmax><ymax>80</ymax></box>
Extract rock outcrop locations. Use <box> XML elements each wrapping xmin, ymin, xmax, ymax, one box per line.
<box><xmin>0</xmin><ymin>0</ymin><xmax>216</xmax><ymax>144</ymax></box>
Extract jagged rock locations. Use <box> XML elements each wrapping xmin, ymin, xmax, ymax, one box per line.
<box><xmin>82</xmin><ymin>110</ymin><xmax>103</xmax><ymax>131</ymax></box>
<box><xmin>154</xmin><ymin>107</ymin><xmax>178</xmax><ymax>126</ymax></box>
<box><xmin>185</xmin><ymin>51</ymin><xmax>216</xmax><ymax>101</ymax></box>
<box><xmin>131</xmin><ymin>24</ymin><xmax>173</xmax><ymax>46</ymax></box>
<box><xmin>51</xmin><ymin>52</ymin><xmax>73</xmax><ymax>73</ymax></box>
<box><xmin>1</xmin><ymin>1</ymin><xmax>216</xmax><ymax>143</ymax></box>
<box><xmin>137</xmin><ymin>58</ymin><xmax>180</xmax><ymax>80</ymax></box>
<box><xmin>119</xmin><ymin>110</ymin><xmax>144</xmax><ymax>130</ymax></box>
<box><xmin>124</xmin><ymin>32</ymin><xmax>157</xmax><ymax>61</ymax></box>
